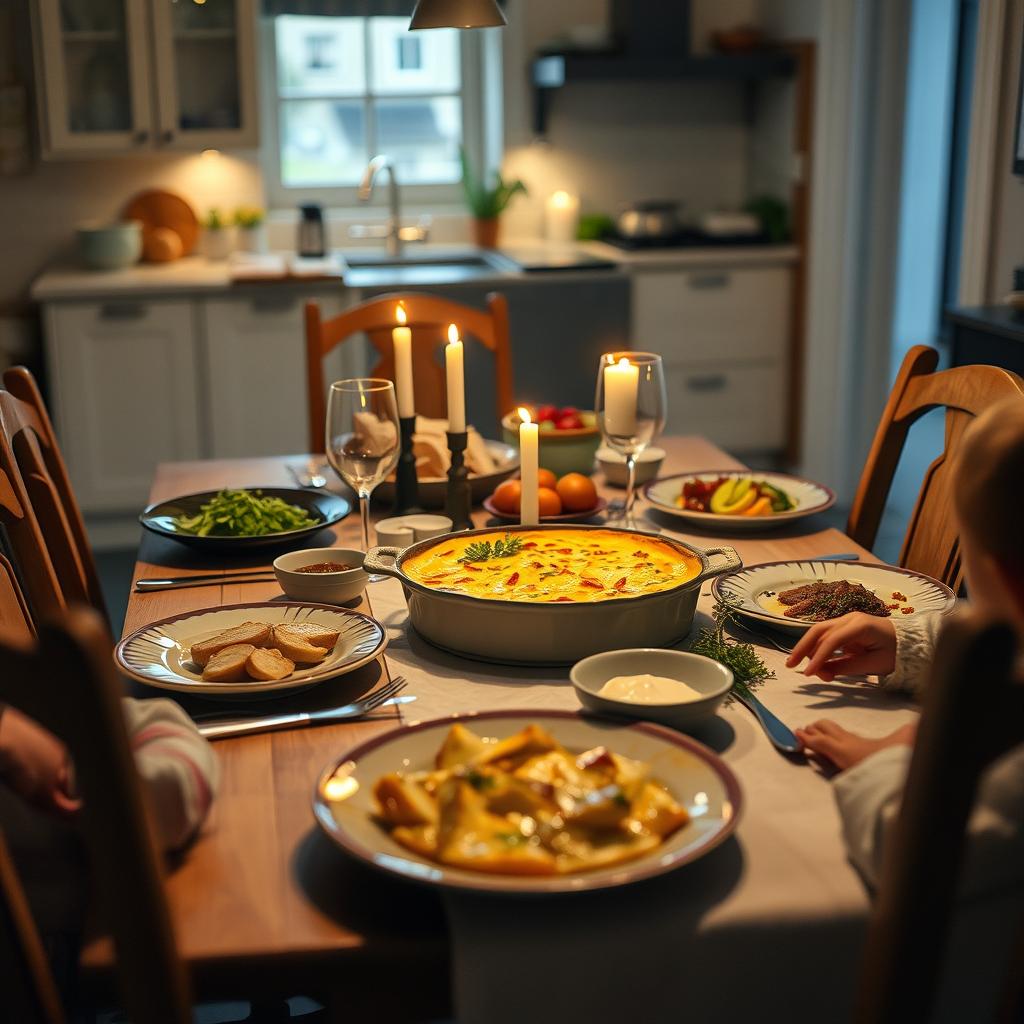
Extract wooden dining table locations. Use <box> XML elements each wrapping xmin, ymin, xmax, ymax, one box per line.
<box><xmin>91</xmin><ymin>435</ymin><xmax>917</xmax><ymax>1020</ymax></box>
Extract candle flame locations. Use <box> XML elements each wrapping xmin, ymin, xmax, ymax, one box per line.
<box><xmin>551</xmin><ymin>189</ymin><xmax>572</xmax><ymax>208</ymax></box>
<box><xmin>618</xmin><ymin>356</ymin><xmax>631</xmax><ymax>368</ymax></box>
<box><xmin>447</xmin><ymin>323</ymin><xmax>460</xmax><ymax>345</ymax></box>
<box><xmin>396</xmin><ymin>303</ymin><xmax>407</xmax><ymax>326</ymax></box>
<box><xmin>518</xmin><ymin>406</ymin><xmax>532</xmax><ymax>425</ymax></box>
<box><xmin>605</xmin><ymin>353</ymin><xmax>616</xmax><ymax>365</ymax></box>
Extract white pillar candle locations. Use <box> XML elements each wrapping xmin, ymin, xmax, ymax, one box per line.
<box><xmin>518</xmin><ymin>406</ymin><xmax>539</xmax><ymax>526</ymax></box>
<box><xmin>545</xmin><ymin>190</ymin><xmax>580</xmax><ymax>244</ymax></box>
<box><xmin>392</xmin><ymin>303</ymin><xmax>414</xmax><ymax>419</ymax></box>
<box><xmin>445</xmin><ymin>323</ymin><xmax>466</xmax><ymax>433</ymax></box>
<box><xmin>603</xmin><ymin>356</ymin><xmax>639</xmax><ymax>437</ymax></box>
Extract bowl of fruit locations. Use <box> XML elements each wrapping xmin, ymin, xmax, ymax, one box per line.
<box><xmin>501</xmin><ymin>405</ymin><xmax>601</xmax><ymax>477</ymax></box>
<box><xmin>484</xmin><ymin>469</ymin><xmax>606</xmax><ymax>523</ymax></box>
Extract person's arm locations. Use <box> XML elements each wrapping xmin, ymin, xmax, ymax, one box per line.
<box><xmin>122</xmin><ymin>698</ymin><xmax>219</xmax><ymax>853</ymax></box>
<box><xmin>0</xmin><ymin>705</ymin><xmax>79</xmax><ymax>815</ymax></box>
<box><xmin>877</xmin><ymin>611</ymin><xmax>945</xmax><ymax>697</ymax></box>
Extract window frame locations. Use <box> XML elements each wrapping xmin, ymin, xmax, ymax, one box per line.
<box><xmin>259</xmin><ymin>14</ymin><xmax>485</xmax><ymax>212</ymax></box>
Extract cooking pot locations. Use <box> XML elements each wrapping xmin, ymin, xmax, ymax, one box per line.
<box><xmin>616</xmin><ymin>201</ymin><xmax>681</xmax><ymax>241</ymax></box>
<box><xmin>364</xmin><ymin>524</ymin><xmax>741</xmax><ymax>665</ymax></box>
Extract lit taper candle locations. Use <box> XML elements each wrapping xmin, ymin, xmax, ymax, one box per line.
<box><xmin>518</xmin><ymin>406</ymin><xmax>539</xmax><ymax>526</ymax></box>
<box><xmin>392</xmin><ymin>303</ymin><xmax>414</xmax><ymax>419</ymax></box>
<box><xmin>445</xmin><ymin>323</ymin><xmax>466</xmax><ymax>432</ymax></box>
<box><xmin>603</xmin><ymin>355</ymin><xmax>639</xmax><ymax>437</ymax></box>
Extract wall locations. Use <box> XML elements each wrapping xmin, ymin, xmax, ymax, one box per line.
<box><xmin>987</xmin><ymin>0</ymin><xmax>1024</xmax><ymax>300</ymax></box>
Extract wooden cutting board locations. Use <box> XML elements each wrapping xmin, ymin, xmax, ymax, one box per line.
<box><xmin>123</xmin><ymin>189</ymin><xmax>200</xmax><ymax>260</ymax></box>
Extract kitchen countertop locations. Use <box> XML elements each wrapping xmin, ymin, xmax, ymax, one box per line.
<box><xmin>31</xmin><ymin>240</ymin><xmax>799</xmax><ymax>302</ymax></box>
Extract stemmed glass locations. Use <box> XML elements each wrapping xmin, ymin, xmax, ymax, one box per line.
<box><xmin>595</xmin><ymin>352</ymin><xmax>667</xmax><ymax>527</ymax></box>
<box><xmin>325</xmin><ymin>379</ymin><xmax>400</xmax><ymax>577</ymax></box>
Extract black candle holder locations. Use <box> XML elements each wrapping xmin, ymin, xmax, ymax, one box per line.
<box><xmin>393</xmin><ymin>415</ymin><xmax>423</xmax><ymax>514</ymax></box>
<box><xmin>445</xmin><ymin>430</ymin><xmax>473</xmax><ymax>531</ymax></box>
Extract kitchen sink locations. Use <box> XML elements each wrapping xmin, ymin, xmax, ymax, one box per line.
<box><xmin>339</xmin><ymin>248</ymin><xmax>519</xmax><ymax>285</ymax></box>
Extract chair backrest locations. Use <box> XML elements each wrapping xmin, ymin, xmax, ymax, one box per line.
<box><xmin>847</xmin><ymin>346</ymin><xmax>1024</xmax><ymax>591</ymax></box>
<box><xmin>0</xmin><ymin>368</ymin><xmax>107</xmax><ymax>622</ymax></box>
<box><xmin>0</xmin><ymin>545</ymin><xmax>35</xmax><ymax>645</ymax></box>
<box><xmin>0</xmin><ymin>608</ymin><xmax>191</xmax><ymax>1024</ymax></box>
<box><xmin>855</xmin><ymin>612</ymin><xmax>1024</xmax><ymax>1023</ymax></box>
<box><xmin>304</xmin><ymin>291</ymin><xmax>514</xmax><ymax>453</ymax></box>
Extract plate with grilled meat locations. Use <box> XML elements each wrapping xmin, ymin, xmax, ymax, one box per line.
<box><xmin>712</xmin><ymin>560</ymin><xmax>955</xmax><ymax>634</ymax></box>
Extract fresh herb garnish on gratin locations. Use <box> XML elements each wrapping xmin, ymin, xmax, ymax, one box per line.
<box><xmin>171</xmin><ymin>488</ymin><xmax>319</xmax><ymax>537</ymax></box>
<box><xmin>458</xmin><ymin>533</ymin><xmax>524</xmax><ymax>563</ymax></box>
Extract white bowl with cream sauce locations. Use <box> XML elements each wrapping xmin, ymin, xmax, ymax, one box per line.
<box><xmin>570</xmin><ymin>648</ymin><xmax>733</xmax><ymax>730</ymax></box>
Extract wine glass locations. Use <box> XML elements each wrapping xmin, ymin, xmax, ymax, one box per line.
<box><xmin>595</xmin><ymin>352</ymin><xmax>667</xmax><ymax>527</ymax></box>
<box><xmin>325</xmin><ymin>379</ymin><xmax>400</xmax><ymax>577</ymax></box>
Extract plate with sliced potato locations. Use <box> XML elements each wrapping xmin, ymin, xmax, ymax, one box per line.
<box><xmin>115</xmin><ymin>602</ymin><xmax>387</xmax><ymax>696</ymax></box>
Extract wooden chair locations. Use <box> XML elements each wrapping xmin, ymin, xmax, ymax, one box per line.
<box><xmin>848</xmin><ymin>346</ymin><xmax>1024</xmax><ymax>591</ymax></box>
<box><xmin>0</xmin><ymin>545</ymin><xmax>35</xmax><ymax>644</ymax></box>
<box><xmin>0</xmin><ymin>607</ymin><xmax>191</xmax><ymax>1024</ymax></box>
<box><xmin>304</xmin><ymin>291</ymin><xmax>514</xmax><ymax>454</ymax></box>
<box><xmin>0</xmin><ymin>367</ymin><xmax>108</xmax><ymax>622</ymax></box>
<box><xmin>855</xmin><ymin>612</ymin><xmax>1024</xmax><ymax>1023</ymax></box>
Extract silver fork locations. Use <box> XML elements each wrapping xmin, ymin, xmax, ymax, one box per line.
<box><xmin>198</xmin><ymin>675</ymin><xmax>409</xmax><ymax>740</ymax></box>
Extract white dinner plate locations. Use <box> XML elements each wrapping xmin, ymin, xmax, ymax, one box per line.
<box><xmin>644</xmin><ymin>471</ymin><xmax>835</xmax><ymax>532</ymax></box>
<box><xmin>313</xmin><ymin>709</ymin><xmax>742</xmax><ymax>895</ymax></box>
<box><xmin>116</xmin><ymin>602</ymin><xmax>387</xmax><ymax>696</ymax></box>
<box><xmin>712</xmin><ymin>559</ymin><xmax>956</xmax><ymax>635</ymax></box>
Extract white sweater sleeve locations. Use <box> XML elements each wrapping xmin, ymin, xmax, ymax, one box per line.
<box><xmin>122</xmin><ymin>698</ymin><xmax>219</xmax><ymax>853</ymax></box>
<box><xmin>878</xmin><ymin>611</ymin><xmax>945</xmax><ymax>697</ymax></box>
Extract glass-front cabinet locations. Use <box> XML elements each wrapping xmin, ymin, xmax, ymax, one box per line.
<box><xmin>32</xmin><ymin>0</ymin><xmax>257</xmax><ymax>156</ymax></box>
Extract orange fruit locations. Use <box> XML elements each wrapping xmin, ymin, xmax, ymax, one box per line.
<box><xmin>537</xmin><ymin>468</ymin><xmax>558</xmax><ymax>490</ymax></box>
<box><xmin>556</xmin><ymin>472</ymin><xmax>598</xmax><ymax>512</ymax></box>
<box><xmin>491</xmin><ymin>479</ymin><xmax>522</xmax><ymax>514</ymax></box>
<box><xmin>538</xmin><ymin>487</ymin><xmax>563</xmax><ymax>517</ymax></box>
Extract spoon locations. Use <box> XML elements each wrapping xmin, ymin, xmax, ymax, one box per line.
<box><xmin>731</xmin><ymin>688</ymin><xmax>802</xmax><ymax>754</ymax></box>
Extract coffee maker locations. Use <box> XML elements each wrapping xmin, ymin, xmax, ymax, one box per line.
<box><xmin>297</xmin><ymin>203</ymin><xmax>326</xmax><ymax>258</ymax></box>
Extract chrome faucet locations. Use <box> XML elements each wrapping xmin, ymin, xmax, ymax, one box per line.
<box><xmin>352</xmin><ymin>155</ymin><xmax>429</xmax><ymax>257</ymax></box>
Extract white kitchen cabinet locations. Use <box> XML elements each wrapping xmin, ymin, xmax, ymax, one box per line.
<box><xmin>31</xmin><ymin>0</ymin><xmax>257</xmax><ymax>157</ymax></box>
<box><xmin>201</xmin><ymin>291</ymin><xmax>366</xmax><ymax>459</ymax></box>
<box><xmin>43</xmin><ymin>299</ymin><xmax>201</xmax><ymax>513</ymax></box>
<box><xmin>632</xmin><ymin>264</ymin><xmax>792</xmax><ymax>451</ymax></box>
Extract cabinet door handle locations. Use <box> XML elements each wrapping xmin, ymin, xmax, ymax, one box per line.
<box><xmin>99</xmin><ymin>303</ymin><xmax>147</xmax><ymax>321</ymax></box>
<box><xmin>685</xmin><ymin>373</ymin><xmax>728</xmax><ymax>393</ymax></box>
<box><xmin>688</xmin><ymin>273</ymin><xmax>730</xmax><ymax>289</ymax></box>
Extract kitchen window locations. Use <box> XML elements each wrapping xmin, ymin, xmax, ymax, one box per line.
<box><xmin>263</xmin><ymin>14</ymin><xmax>486</xmax><ymax>208</ymax></box>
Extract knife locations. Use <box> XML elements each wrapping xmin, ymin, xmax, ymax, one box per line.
<box><xmin>136</xmin><ymin>573</ymin><xmax>277</xmax><ymax>591</ymax></box>
<box><xmin>198</xmin><ymin>694</ymin><xmax>417</xmax><ymax>740</ymax></box>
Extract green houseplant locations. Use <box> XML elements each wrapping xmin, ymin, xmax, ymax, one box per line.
<box><xmin>234</xmin><ymin>206</ymin><xmax>267</xmax><ymax>254</ymax></box>
<box><xmin>201</xmin><ymin>208</ymin><xmax>235</xmax><ymax>260</ymax></box>
<box><xmin>460</xmin><ymin>147</ymin><xmax>527</xmax><ymax>249</ymax></box>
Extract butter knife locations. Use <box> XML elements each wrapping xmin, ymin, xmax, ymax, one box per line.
<box><xmin>731</xmin><ymin>689</ymin><xmax>802</xmax><ymax>754</ymax></box>
<box><xmin>136</xmin><ymin>573</ymin><xmax>276</xmax><ymax>591</ymax></box>
<box><xmin>198</xmin><ymin>694</ymin><xmax>416</xmax><ymax>740</ymax></box>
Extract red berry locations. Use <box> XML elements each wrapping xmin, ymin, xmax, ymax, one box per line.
<box><xmin>556</xmin><ymin>413</ymin><xmax>584</xmax><ymax>430</ymax></box>
<box><xmin>536</xmin><ymin>405</ymin><xmax>558</xmax><ymax>422</ymax></box>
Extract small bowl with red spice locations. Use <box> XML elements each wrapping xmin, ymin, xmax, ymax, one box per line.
<box><xmin>273</xmin><ymin>548</ymin><xmax>369</xmax><ymax>605</ymax></box>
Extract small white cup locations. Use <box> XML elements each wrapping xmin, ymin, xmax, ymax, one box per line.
<box><xmin>376</xmin><ymin>514</ymin><xmax>452</xmax><ymax>548</ymax></box>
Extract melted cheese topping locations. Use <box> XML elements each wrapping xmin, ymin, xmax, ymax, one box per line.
<box><xmin>402</xmin><ymin>528</ymin><xmax>701</xmax><ymax>603</ymax></box>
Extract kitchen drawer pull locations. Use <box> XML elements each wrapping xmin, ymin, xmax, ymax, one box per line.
<box><xmin>685</xmin><ymin>373</ymin><xmax>728</xmax><ymax>393</ymax></box>
<box><xmin>99</xmin><ymin>302</ymin><xmax>147</xmax><ymax>321</ymax></box>
<box><xmin>688</xmin><ymin>273</ymin><xmax>730</xmax><ymax>290</ymax></box>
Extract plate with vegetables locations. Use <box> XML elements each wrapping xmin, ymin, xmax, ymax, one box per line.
<box><xmin>313</xmin><ymin>710</ymin><xmax>742</xmax><ymax>894</ymax></box>
<box><xmin>644</xmin><ymin>471</ymin><xmax>835</xmax><ymax>532</ymax></box>
<box><xmin>140</xmin><ymin>487</ymin><xmax>351</xmax><ymax>551</ymax></box>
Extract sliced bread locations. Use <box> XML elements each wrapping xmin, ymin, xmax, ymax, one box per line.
<box><xmin>245</xmin><ymin>647</ymin><xmax>295</xmax><ymax>681</ymax></box>
<box><xmin>191</xmin><ymin>621</ymin><xmax>272</xmax><ymax>667</ymax></box>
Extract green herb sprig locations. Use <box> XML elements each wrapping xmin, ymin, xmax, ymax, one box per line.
<box><xmin>689</xmin><ymin>596</ymin><xmax>775</xmax><ymax>701</ymax></box>
<box><xmin>172</xmin><ymin>488</ymin><xmax>318</xmax><ymax>538</ymax></box>
<box><xmin>458</xmin><ymin>533</ymin><xmax>524</xmax><ymax>563</ymax></box>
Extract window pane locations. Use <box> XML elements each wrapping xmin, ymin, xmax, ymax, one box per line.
<box><xmin>375</xmin><ymin>97</ymin><xmax>461</xmax><ymax>184</ymax></box>
<box><xmin>280</xmin><ymin>99</ymin><xmax>367</xmax><ymax>187</ymax></box>
<box><xmin>369</xmin><ymin>18</ymin><xmax>459</xmax><ymax>95</ymax></box>
<box><xmin>275</xmin><ymin>16</ymin><xmax>365</xmax><ymax>98</ymax></box>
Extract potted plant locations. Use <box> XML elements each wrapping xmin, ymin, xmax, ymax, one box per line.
<box><xmin>234</xmin><ymin>206</ymin><xmax>267</xmax><ymax>254</ymax></box>
<box><xmin>459</xmin><ymin>147</ymin><xmax>527</xmax><ymax>249</ymax></box>
<box><xmin>201</xmin><ymin>208</ymin><xmax>235</xmax><ymax>260</ymax></box>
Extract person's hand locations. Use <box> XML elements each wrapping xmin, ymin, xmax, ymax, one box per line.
<box><xmin>795</xmin><ymin>719</ymin><xmax>917</xmax><ymax>771</ymax></box>
<box><xmin>785</xmin><ymin>612</ymin><xmax>899</xmax><ymax>681</ymax></box>
<box><xmin>0</xmin><ymin>708</ymin><xmax>80</xmax><ymax>815</ymax></box>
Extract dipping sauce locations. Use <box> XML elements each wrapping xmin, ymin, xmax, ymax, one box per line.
<box><xmin>295</xmin><ymin>562</ymin><xmax>351</xmax><ymax>574</ymax></box>
<box><xmin>598</xmin><ymin>674</ymin><xmax>702</xmax><ymax>704</ymax></box>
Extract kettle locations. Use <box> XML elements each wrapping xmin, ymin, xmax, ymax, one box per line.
<box><xmin>297</xmin><ymin>203</ymin><xmax>325</xmax><ymax>257</ymax></box>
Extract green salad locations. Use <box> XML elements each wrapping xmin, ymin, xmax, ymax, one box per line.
<box><xmin>171</xmin><ymin>489</ymin><xmax>319</xmax><ymax>537</ymax></box>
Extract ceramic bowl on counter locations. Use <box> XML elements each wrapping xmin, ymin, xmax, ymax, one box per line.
<box><xmin>501</xmin><ymin>410</ymin><xmax>601</xmax><ymax>477</ymax></box>
<box><xmin>77</xmin><ymin>220</ymin><xmax>143</xmax><ymax>270</ymax></box>
<box><xmin>570</xmin><ymin>648</ymin><xmax>733</xmax><ymax>730</ymax></box>
<box><xmin>596</xmin><ymin>446</ymin><xmax>666</xmax><ymax>487</ymax></box>
<box><xmin>273</xmin><ymin>548</ymin><xmax>368</xmax><ymax>604</ymax></box>
<box><xmin>364</xmin><ymin>524</ymin><xmax>741</xmax><ymax>665</ymax></box>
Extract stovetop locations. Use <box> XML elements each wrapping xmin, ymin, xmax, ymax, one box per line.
<box><xmin>602</xmin><ymin>229</ymin><xmax>773</xmax><ymax>251</ymax></box>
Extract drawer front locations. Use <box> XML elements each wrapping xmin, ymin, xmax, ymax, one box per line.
<box><xmin>633</xmin><ymin>266</ymin><xmax>790</xmax><ymax>364</ymax></box>
<box><xmin>664</xmin><ymin>362</ymin><xmax>787</xmax><ymax>452</ymax></box>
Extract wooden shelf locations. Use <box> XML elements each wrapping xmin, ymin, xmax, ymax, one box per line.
<box><xmin>531</xmin><ymin>50</ymin><xmax>797</xmax><ymax>135</ymax></box>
